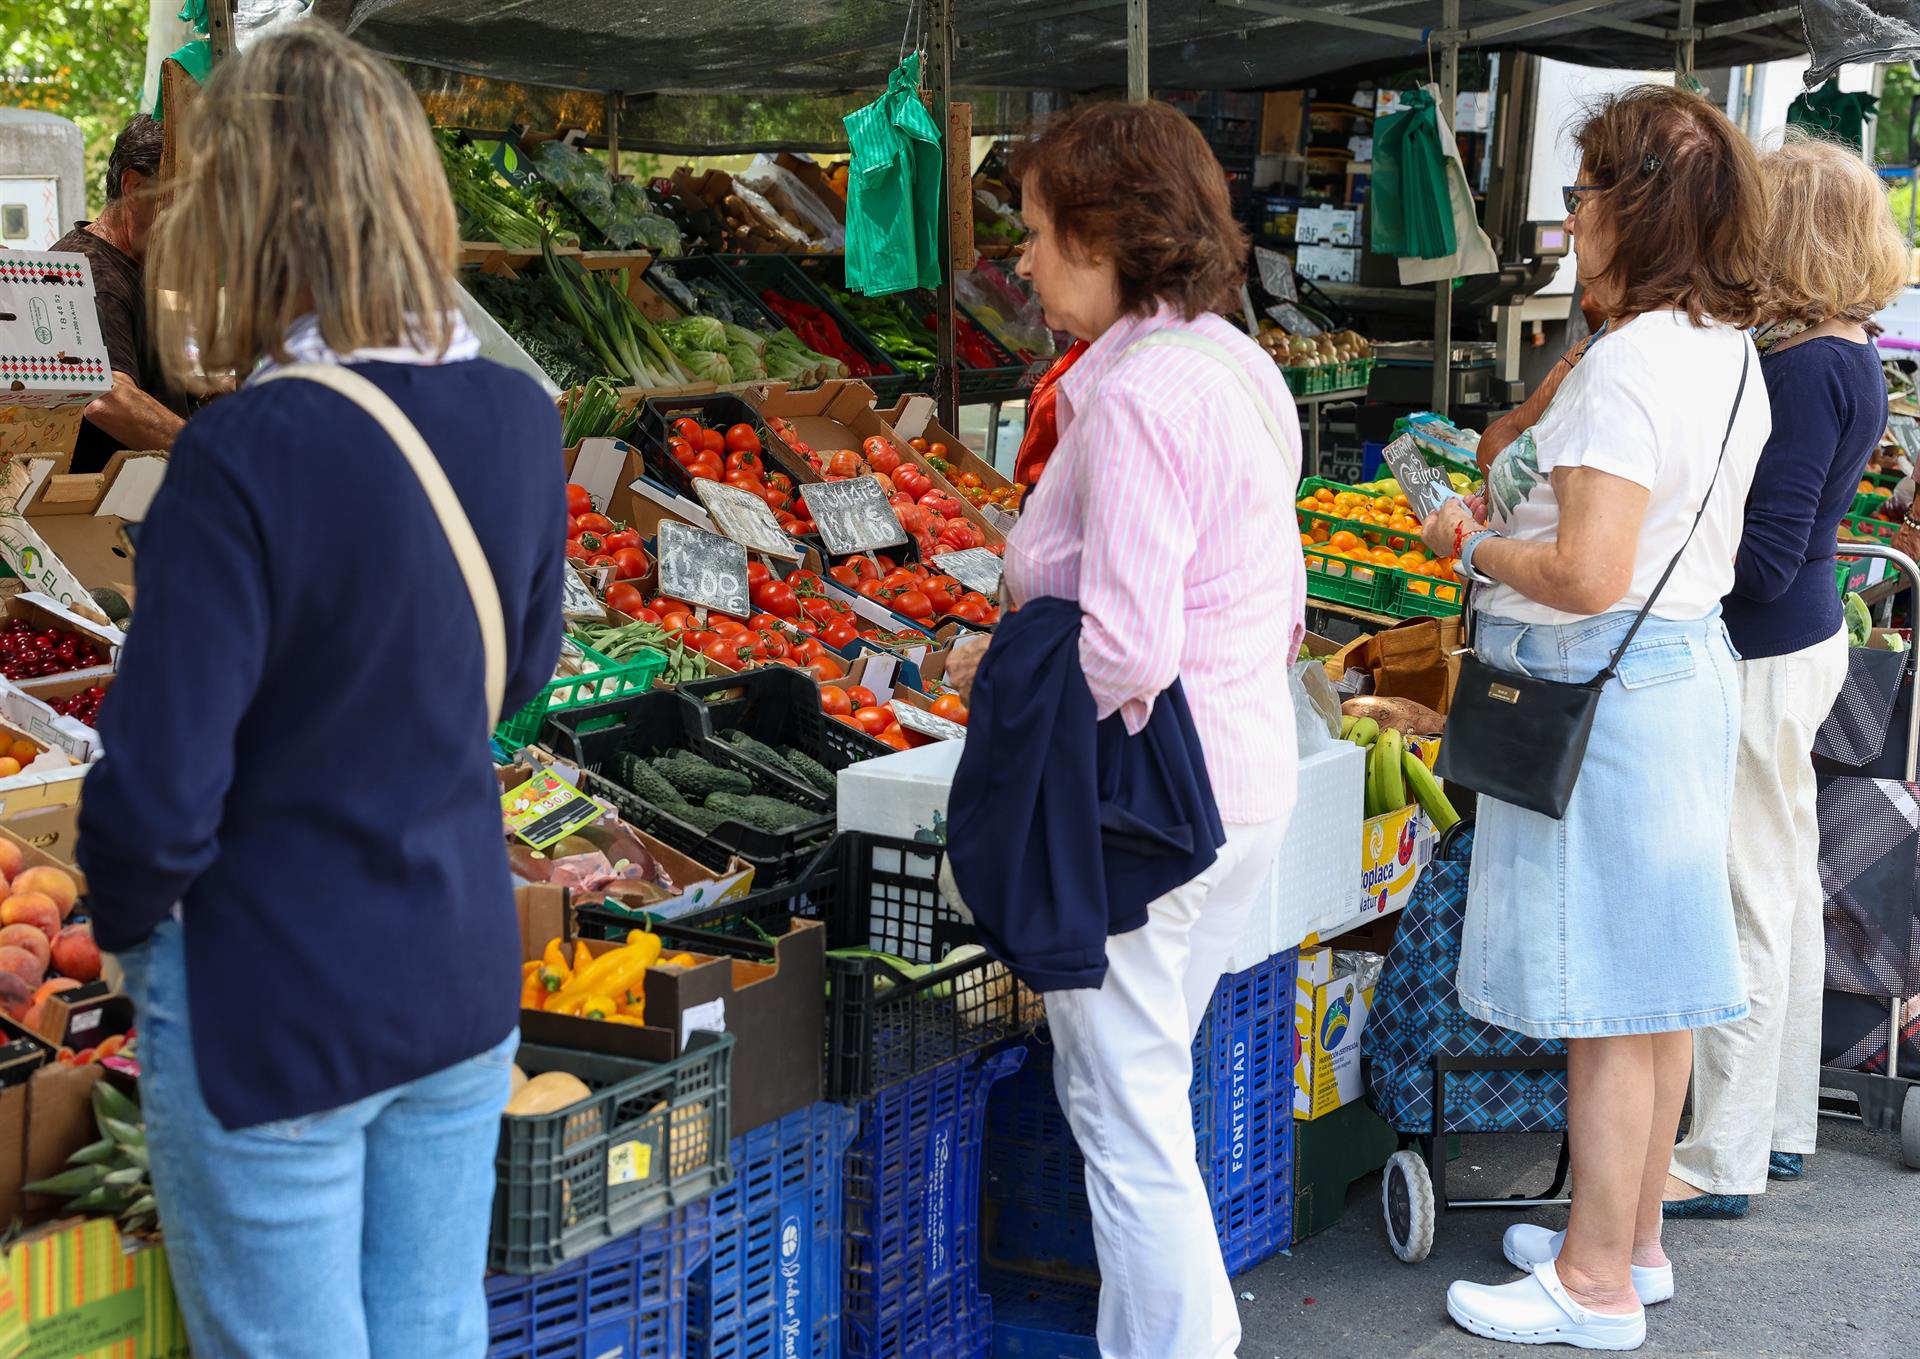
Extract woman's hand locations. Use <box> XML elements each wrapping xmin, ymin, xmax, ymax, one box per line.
<box><xmin>1420</xmin><ymin>496</ymin><xmax>1484</xmax><ymax>559</ymax></box>
<box><xmin>943</xmin><ymin>634</ymin><xmax>992</xmax><ymax>704</ymax></box>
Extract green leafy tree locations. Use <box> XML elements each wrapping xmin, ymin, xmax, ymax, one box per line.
<box><xmin>0</xmin><ymin>0</ymin><xmax>149</xmax><ymax>213</ymax></box>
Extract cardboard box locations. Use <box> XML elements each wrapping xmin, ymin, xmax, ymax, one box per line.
<box><xmin>0</xmin><ymin>805</ymin><xmax>79</xmax><ymax>867</ymax></box>
<box><xmin>0</xmin><ymin>593</ymin><xmax>121</xmax><ymax>688</ymax></box>
<box><xmin>1261</xmin><ymin>91</ymin><xmax>1308</xmax><ymax>156</ymax></box>
<box><xmin>516</xmin><ymin>886</ymin><xmax>826</xmax><ymax>1134</ymax></box>
<box><xmin>0</xmin><ymin>823</ymin><xmax>83</xmax><ymax>884</ymax></box>
<box><xmin>1295</xmin><ymin>205</ymin><xmax>1360</xmax><ymax>247</ymax></box>
<box><xmin>1359</xmin><ymin>803</ymin><xmax>1437</xmax><ymax>920</ymax></box>
<box><xmin>0</xmin><ymin>680</ymin><xmax>108</xmax><ymax>763</ymax></box>
<box><xmin>0</xmin><ymin>252</ymin><xmax>113</xmax><ymax>449</ymax></box>
<box><xmin>0</xmin><ymin>709</ymin><xmax>88</xmax><ymax>822</ymax></box>
<box><xmin>1</xmin><ymin>451</ymin><xmax>157</xmax><ymax>613</ymax></box>
<box><xmin>1296</xmin><ymin>243</ymin><xmax>1359</xmax><ymax>283</ymax></box>
<box><xmin>836</xmin><ymin>738</ymin><xmax>963</xmax><ymax>844</ymax></box>
<box><xmin>7</xmin><ymin>1218</ymin><xmax>191</xmax><ymax>1359</ymax></box>
<box><xmin>874</xmin><ymin>395</ymin><xmax>1015</xmax><ymax>495</ymax></box>
<box><xmin>1293</xmin><ymin>946</ymin><xmax>1375</xmax><ymax>1120</ymax></box>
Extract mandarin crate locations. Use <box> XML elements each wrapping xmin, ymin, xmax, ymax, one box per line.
<box><xmin>1303</xmin><ymin>546</ymin><xmax>1394</xmax><ymax>612</ymax></box>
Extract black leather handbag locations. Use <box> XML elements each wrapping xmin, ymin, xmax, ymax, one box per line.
<box><xmin>1435</xmin><ymin>344</ymin><xmax>1749</xmax><ymax>820</ymax></box>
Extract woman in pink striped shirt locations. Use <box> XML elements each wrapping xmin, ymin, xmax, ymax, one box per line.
<box><xmin>949</xmin><ymin>101</ymin><xmax>1306</xmax><ymax>1359</ymax></box>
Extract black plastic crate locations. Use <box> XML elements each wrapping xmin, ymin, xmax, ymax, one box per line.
<box><xmin>645</xmin><ymin>255</ymin><xmax>787</xmax><ymax>337</ymax></box>
<box><xmin>632</xmin><ymin>391</ymin><xmax>812</xmax><ymax>502</ymax></box>
<box><xmin>542</xmin><ymin>688</ymin><xmax>835</xmax><ymax>889</ymax></box>
<box><xmin>713</xmin><ymin>254</ymin><xmax>909</xmax><ymax>401</ymax></box>
<box><xmin>574</xmin><ymin>836</ymin><xmax>840</xmax><ymax>941</ymax></box>
<box><xmin>792</xmin><ymin>256</ymin><xmax>1026</xmax><ymax>397</ymax></box>
<box><xmin>816</xmin><ymin>833</ymin><xmax>1045</xmax><ymax>1102</ymax></box>
<box><xmin>677</xmin><ymin>665</ymin><xmax>890</xmax><ymax>786</ymax></box>
<box><xmin>491</xmin><ymin>1033</ymin><xmax>733</xmax><ymax>1274</ymax></box>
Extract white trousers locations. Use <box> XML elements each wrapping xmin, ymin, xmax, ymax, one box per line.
<box><xmin>1672</xmin><ymin>629</ymin><xmax>1846</xmax><ymax>1196</ymax></box>
<box><xmin>1045</xmin><ymin>816</ymin><xmax>1290</xmax><ymax>1359</ymax></box>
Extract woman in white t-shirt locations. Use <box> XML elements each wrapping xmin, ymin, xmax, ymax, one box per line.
<box><xmin>1421</xmin><ymin>87</ymin><xmax>1770</xmax><ymax>1352</ymax></box>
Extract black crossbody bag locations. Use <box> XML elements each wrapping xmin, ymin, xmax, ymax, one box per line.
<box><xmin>1434</xmin><ymin>344</ymin><xmax>1748</xmax><ymax>820</ymax></box>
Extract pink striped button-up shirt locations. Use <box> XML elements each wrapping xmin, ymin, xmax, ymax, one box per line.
<box><xmin>1002</xmin><ymin>305</ymin><xmax>1307</xmax><ymax>825</ymax></box>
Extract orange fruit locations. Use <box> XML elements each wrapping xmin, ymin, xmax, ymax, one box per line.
<box><xmin>1314</xmin><ymin>488</ymin><xmax>1335</xmax><ymax>504</ymax></box>
<box><xmin>1299</xmin><ymin>532</ymin><xmax>1314</xmax><ymax>547</ymax></box>
<box><xmin>1297</xmin><ymin>496</ymin><xmax>1319</xmax><ymax>511</ymax></box>
<box><xmin>0</xmin><ymin>759</ymin><xmax>20</xmax><ymax>780</ymax></box>
<box><xmin>1370</xmin><ymin>547</ymin><xmax>1401</xmax><ymax>565</ymax></box>
<box><xmin>6</xmin><ymin>741</ymin><xmax>33</xmax><ymax>765</ymax></box>
<box><xmin>1329</xmin><ymin>530</ymin><xmax>1362</xmax><ymax>553</ymax></box>
<box><xmin>1309</xmin><ymin>525</ymin><xmax>1330</xmax><ymax>543</ymax></box>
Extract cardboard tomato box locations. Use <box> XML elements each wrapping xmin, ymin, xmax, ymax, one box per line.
<box><xmin>874</xmin><ymin>394</ymin><xmax>1015</xmax><ymax>496</ymax></box>
<box><xmin>0</xmin><ymin>593</ymin><xmax>121</xmax><ymax>697</ymax></box>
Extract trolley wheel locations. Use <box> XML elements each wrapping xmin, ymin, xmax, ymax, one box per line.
<box><xmin>1901</xmin><ymin>1086</ymin><xmax>1920</xmax><ymax>1170</ymax></box>
<box><xmin>1383</xmin><ymin>1149</ymin><xmax>1436</xmax><ymax>1263</ymax></box>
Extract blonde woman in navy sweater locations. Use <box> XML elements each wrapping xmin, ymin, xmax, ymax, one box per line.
<box><xmin>1666</xmin><ymin>133</ymin><xmax>1908</xmax><ymax>1217</ymax></box>
<box><xmin>78</xmin><ymin>26</ymin><xmax>564</xmax><ymax>1358</ymax></box>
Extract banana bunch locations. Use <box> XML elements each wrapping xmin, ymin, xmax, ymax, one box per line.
<box><xmin>1341</xmin><ymin>715</ymin><xmax>1460</xmax><ymax>832</ymax></box>
<box><xmin>25</xmin><ymin>1080</ymin><xmax>156</xmax><ymax>1237</ymax></box>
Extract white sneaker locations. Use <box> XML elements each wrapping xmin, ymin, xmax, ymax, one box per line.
<box><xmin>1447</xmin><ymin>1261</ymin><xmax>1647</xmax><ymax>1350</ymax></box>
<box><xmin>1502</xmin><ymin>1224</ymin><xmax>1675</xmax><ymax>1306</ymax></box>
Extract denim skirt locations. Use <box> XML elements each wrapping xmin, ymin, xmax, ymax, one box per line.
<box><xmin>1457</xmin><ymin>609</ymin><xmax>1750</xmax><ymax>1039</ymax></box>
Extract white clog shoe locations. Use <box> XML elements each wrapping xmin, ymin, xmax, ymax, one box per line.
<box><xmin>1447</xmin><ymin>1260</ymin><xmax>1647</xmax><ymax>1350</ymax></box>
<box><xmin>1502</xmin><ymin>1223</ymin><xmax>1675</xmax><ymax>1305</ymax></box>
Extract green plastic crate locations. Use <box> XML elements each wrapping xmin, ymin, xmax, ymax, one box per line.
<box><xmin>495</xmin><ymin>645</ymin><xmax>669</xmax><ymax>750</ymax></box>
<box><xmin>1382</xmin><ymin>562</ymin><xmax>1465</xmax><ymax>617</ymax></box>
<box><xmin>1282</xmin><ymin>364</ymin><xmax>1338</xmax><ymax>396</ymax></box>
<box><xmin>1842</xmin><ymin>513</ymin><xmax>1899</xmax><ymax>544</ymax></box>
<box><xmin>1303</xmin><ymin>546</ymin><xmax>1394</xmax><ymax>612</ymax></box>
<box><xmin>1837</xmin><ymin>557</ymin><xmax>1871</xmax><ymax>595</ymax></box>
<box><xmin>1296</xmin><ymin>477</ymin><xmax>1428</xmax><ymax>556</ymax></box>
<box><xmin>1852</xmin><ymin>488</ymin><xmax>1893</xmax><ymax>517</ymax></box>
<box><xmin>1332</xmin><ymin>356</ymin><xmax>1374</xmax><ymax>392</ymax></box>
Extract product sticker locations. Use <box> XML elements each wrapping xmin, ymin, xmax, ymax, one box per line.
<box><xmin>778</xmin><ymin>1203</ymin><xmax>812</xmax><ymax>1358</ymax></box>
<box><xmin>502</xmin><ymin>771</ymin><xmax>603</xmax><ymax>849</ymax></box>
<box><xmin>68</xmin><ymin>1007</ymin><xmax>101</xmax><ymax>1035</ymax></box>
<box><xmin>680</xmin><ymin>998</ymin><xmax>726</xmax><ymax>1047</ymax></box>
<box><xmin>607</xmin><ymin>1139</ymin><xmax>652</xmax><ymax>1186</ymax></box>
<box><xmin>1225</xmin><ymin>1020</ymin><xmax>1253</xmax><ymax>1194</ymax></box>
<box><xmin>924</xmin><ymin>1127</ymin><xmax>953</xmax><ymax>1281</ymax></box>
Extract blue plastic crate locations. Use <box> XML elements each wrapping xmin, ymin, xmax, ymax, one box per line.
<box><xmin>690</xmin><ymin>1101</ymin><xmax>859</xmax><ymax>1359</ymax></box>
<box><xmin>980</xmin><ymin>949</ymin><xmax>1298</xmax><ymax>1352</ymax></box>
<box><xmin>486</xmin><ymin>1200</ymin><xmax>712</xmax><ymax>1359</ymax></box>
<box><xmin>842</xmin><ymin>1045</ymin><xmax>1026</xmax><ymax>1359</ymax></box>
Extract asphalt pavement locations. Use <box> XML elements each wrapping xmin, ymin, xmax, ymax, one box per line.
<box><xmin>1235</xmin><ymin>1118</ymin><xmax>1919</xmax><ymax>1358</ymax></box>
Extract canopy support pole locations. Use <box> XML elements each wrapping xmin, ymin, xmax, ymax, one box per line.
<box><xmin>207</xmin><ymin>0</ymin><xmax>234</xmax><ymax>63</ymax></box>
<box><xmin>1128</xmin><ymin>0</ymin><xmax>1149</xmax><ymax>101</ymax></box>
<box><xmin>1675</xmin><ymin>0</ymin><xmax>1696</xmax><ymax>76</ymax></box>
<box><xmin>932</xmin><ymin>0</ymin><xmax>960</xmax><ymax>430</ymax></box>
<box><xmin>606</xmin><ymin>91</ymin><xmax>622</xmax><ymax>178</ymax></box>
<box><xmin>1433</xmin><ymin>0</ymin><xmax>1459</xmax><ymax>417</ymax></box>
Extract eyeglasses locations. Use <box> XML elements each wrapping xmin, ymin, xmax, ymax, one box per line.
<box><xmin>1562</xmin><ymin>183</ymin><xmax>1608</xmax><ymax>214</ymax></box>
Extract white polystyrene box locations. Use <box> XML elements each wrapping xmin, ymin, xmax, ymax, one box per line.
<box><xmin>1224</xmin><ymin>740</ymin><xmax>1366</xmax><ymax>973</ymax></box>
<box><xmin>835</xmin><ymin>736</ymin><xmax>964</xmax><ymax>845</ymax></box>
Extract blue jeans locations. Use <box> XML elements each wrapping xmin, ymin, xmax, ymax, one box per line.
<box><xmin>122</xmin><ymin>919</ymin><xmax>514</xmax><ymax>1359</ymax></box>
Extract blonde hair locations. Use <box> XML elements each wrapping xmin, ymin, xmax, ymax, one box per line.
<box><xmin>147</xmin><ymin>22</ymin><xmax>459</xmax><ymax>391</ymax></box>
<box><xmin>1758</xmin><ymin>131</ymin><xmax>1909</xmax><ymax>326</ymax></box>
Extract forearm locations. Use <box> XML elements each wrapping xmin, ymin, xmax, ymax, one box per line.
<box><xmin>83</xmin><ymin>374</ymin><xmax>185</xmax><ymax>451</ymax></box>
<box><xmin>1472</xmin><ymin>532</ymin><xmax>1626</xmax><ymax>617</ymax></box>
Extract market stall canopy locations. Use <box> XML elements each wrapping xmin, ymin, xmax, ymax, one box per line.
<box><xmin>314</xmin><ymin>0</ymin><xmax>1825</xmax><ymax>96</ymax></box>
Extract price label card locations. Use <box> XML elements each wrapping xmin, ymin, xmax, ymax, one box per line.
<box><xmin>502</xmin><ymin>770</ymin><xmax>604</xmax><ymax>849</ymax></box>
<box><xmin>607</xmin><ymin>1139</ymin><xmax>654</xmax><ymax>1186</ymax></box>
<box><xmin>802</xmin><ymin>476</ymin><xmax>908</xmax><ymax>556</ymax></box>
<box><xmin>1889</xmin><ymin>414</ymin><xmax>1920</xmax><ymax>462</ymax></box>
<box><xmin>979</xmin><ymin>502</ymin><xmax>1017</xmax><ymax>534</ymax></box>
<box><xmin>891</xmin><ymin>700</ymin><xmax>967</xmax><ymax>742</ymax></box>
<box><xmin>932</xmin><ymin>548</ymin><xmax>1002</xmax><ymax>598</ymax></box>
<box><xmin>560</xmin><ymin>563</ymin><xmax>605</xmax><ymax>621</ymax></box>
<box><xmin>656</xmin><ymin>520</ymin><xmax>752</xmax><ymax>618</ymax></box>
<box><xmin>693</xmin><ymin>479</ymin><xmax>804</xmax><ymax>560</ymax></box>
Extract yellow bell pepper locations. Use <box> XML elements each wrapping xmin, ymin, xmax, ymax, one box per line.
<box><xmin>600</xmin><ymin>1014</ymin><xmax>649</xmax><ymax>1028</ymax></box>
<box><xmin>519</xmin><ymin>970</ymin><xmax>546</xmax><ymax>1010</ymax></box>
<box><xmin>579</xmin><ymin>993</ymin><xmax>620</xmax><ymax>1021</ymax></box>
<box><xmin>572</xmin><ymin>939</ymin><xmax>593</xmax><ymax>975</ymax></box>
<box><xmin>556</xmin><ymin>936</ymin><xmax>660</xmax><ymax>1002</ymax></box>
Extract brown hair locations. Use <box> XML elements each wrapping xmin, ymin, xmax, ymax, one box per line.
<box><xmin>1012</xmin><ymin>101</ymin><xmax>1247</xmax><ymax>319</ymax></box>
<box><xmin>147</xmin><ymin>22</ymin><xmax>460</xmax><ymax>392</ymax></box>
<box><xmin>1572</xmin><ymin>85</ymin><xmax>1765</xmax><ymax>328</ymax></box>
<box><xmin>1758</xmin><ymin>130</ymin><xmax>1909</xmax><ymax>325</ymax></box>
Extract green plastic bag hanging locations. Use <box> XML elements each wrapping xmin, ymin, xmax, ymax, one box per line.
<box><xmin>1371</xmin><ymin>89</ymin><xmax>1457</xmax><ymax>261</ymax></box>
<box><xmin>1787</xmin><ymin>78</ymin><xmax>1879</xmax><ymax>152</ymax></box>
<box><xmin>843</xmin><ymin>52</ymin><xmax>944</xmax><ymax>297</ymax></box>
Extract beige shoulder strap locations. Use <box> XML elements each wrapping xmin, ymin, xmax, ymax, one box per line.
<box><xmin>254</xmin><ymin>363</ymin><xmax>507</xmax><ymax>727</ymax></box>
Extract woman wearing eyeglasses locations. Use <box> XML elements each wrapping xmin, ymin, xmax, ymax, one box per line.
<box><xmin>1420</xmin><ymin>87</ymin><xmax>1770</xmax><ymax>1351</ymax></box>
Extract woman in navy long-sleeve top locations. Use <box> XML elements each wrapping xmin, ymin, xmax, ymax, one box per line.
<box><xmin>75</xmin><ymin>27</ymin><xmax>564</xmax><ymax>1359</ymax></box>
<box><xmin>1666</xmin><ymin>134</ymin><xmax>1907</xmax><ymax>1220</ymax></box>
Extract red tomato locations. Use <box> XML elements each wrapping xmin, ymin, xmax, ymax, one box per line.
<box><xmin>846</xmin><ymin>685</ymin><xmax>877</xmax><ymax>710</ymax></box>
<box><xmin>660</xmin><ymin>610</ymin><xmax>694</xmax><ymax>633</ymax></box>
<box><xmin>762</xmin><ymin>486</ymin><xmax>790</xmax><ymax>511</ymax></box>
<box><xmin>819</xmin><ymin>685</ymin><xmax>853</xmax><ymax>717</ymax></box>
<box><xmin>689</xmin><ymin>458</ymin><xmax>722</xmax><ymax>482</ymax></box>
<box><xmin>574</xmin><ymin>512</ymin><xmax>613</xmax><ymax>536</ymax></box>
<box><xmin>703</xmin><ymin>638</ymin><xmax>745</xmax><ymax>667</ymax></box>
<box><xmin>682</xmin><ymin>629</ymin><xmax>720</xmax><ymax>652</ymax></box>
<box><xmin>606</xmin><ymin>582</ymin><xmax>647</xmax><ymax>616</ymax></box>
<box><xmin>565</xmin><ymin>483</ymin><xmax>593</xmax><ymax>517</ymax></box>
<box><xmin>833</xmin><ymin>713</ymin><xmax>865</xmax><ymax>730</ymax></box>
<box><xmin>751</xmin><ymin>579</ymin><xmax>801</xmax><ymax>619</ymax></box>
<box><xmin>603</xmin><ymin>527</ymin><xmax>642</xmax><ymax>553</ymax></box>
<box><xmin>700</xmin><ymin>428</ymin><xmax>726</xmax><ymax>455</ymax></box>
<box><xmin>725</xmin><ymin>424</ymin><xmax>762</xmax><ymax>454</ymax></box>
<box><xmin>610</xmin><ymin>547</ymin><xmax>650</xmax><ymax>580</ymax></box>
<box><xmin>930</xmin><ymin>694</ymin><xmax>970</xmax><ymax>726</ymax></box>
<box><xmin>587</xmin><ymin>553</ymin><xmax>616</xmax><ymax>569</ymax></box>
<box><xmin>822</xmin><ymin>619</ymin><xmax>860</xmax><ymax>650</ymax></box>
<box><xmin>632</xmin><ymin>608</ymin><xmax>662</xmax><ymax>626</ymax></box>
<box><xmin>712</xmin><ymin>618</ymin><xmax>749</xmax><ymax>637</ymax></box>
<box><xmin>668</xmin><ymin>436</ymin><xmax>697</xmax><ymax>466</ymax></box>
<box><xmin>672</xmin><ymin>417</ymin><xmax>704</xmax><ymax>443</ymax></box>
<box><xmin>890</xmin><ymin>589</ymin><xmax>934</xmax><ymax>621</ymax></box>
<box><xmin>725</xmin><ymin>449</ymin><xmax>762</xmax><ymax>475</ymax></box>
<box><xmin>565</xmin><ymin>541</ymin><xmax>591</xmax><ymax>562</ymax></box>
<box><xmin>767</xmin><ymin>472</ymin><xmax>794</xmax><ymax>496</ymax></box>
<box><xmin>853</xmin><ymin>705</ymin><xmax>893</xmax><ymax>735</ymax></box>
<box><xmin>810</xmin><ymin>653</ymin><xmax>846</xmax><ymax>681</ymax></box>
<box><xmin>725</xmin><ymin>471</ymin><xmax>766</xmax><ymax>492</ymax></box>
<box><xmin>878</xmin><ymin>725</ymin><xmax>912</xmax><ymax>751</ymax></box>
<box><xmin>920</xmin><ymin>490</ymin><xmax>963</xmax><ymax>518</ymax></box>
<box><xmin>746</xmin><ymin>561</ymin><xmax>772</xmax><ymax>586</ymax></box>
<box><xmin>921</xmin><ymin>581</ymin><xmax>954</xmax><ymax>615</ymax></box>
<box><xmin>866</xmin><ymin>442</ymin><xmax>902</xmax><ymax>477</ymax></box>
<box><xmin>827</xmin><ymin>450</ymin><xmax>862</xmax><ymax>479</ymax></box>
<box><xmin>950</xmin><ymin>598</ymin><xmax>990</xmax><ymax>625</ymax></box>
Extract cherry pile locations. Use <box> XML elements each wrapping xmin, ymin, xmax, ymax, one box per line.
<box><xmin>0</xmin><ymin>622</ymin><xmax>105</xmax><ymax>681</ymax></box>
<box><xmin>49</xmin><ymin>685</ymin><xmax>107</xmax><ymax>727</ymax></box>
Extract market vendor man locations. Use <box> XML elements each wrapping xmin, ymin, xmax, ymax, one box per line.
<box><xmin>50</xmin><ymin>115</ymin><xmax>189</xmax><ymax>473</ymax></box>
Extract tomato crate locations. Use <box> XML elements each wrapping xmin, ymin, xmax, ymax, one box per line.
<box><xmin>843</xmin><ymin>1045</ymin><xmax>1026</xmax><ymax>1359</ymax></box>
<box><xmin>496</xmin><ymin>643</ymin><xmax>669</xmax><ymax>751</ymax></box>
<box><xmin>491</xmin><ymin>1034</ymin><xmax>733</xmax><ymax>1275</ymax></box>
<box><xmin>543</xmin><ymin>686</ymin><xmax>836</xmax><ymax>889</ymax></box>
<box><xmin>1304</xmin><ymin>546</ymin><xmax>1395</xmax><ymax>612</ymax></box>
<box><xmin>485</xmin><ymin>1201</ymin><xmax>713</xmax><ymax>1359</ymax></box>
<box><xmin>633</xmin><ymin>391</ymin><xmax>813</xmax><ymax>503</ymax></box>
<box><xmin>687</xmin><ymin>1100</ymin><xmax>860</xmax><ymax>1359</ymax></box>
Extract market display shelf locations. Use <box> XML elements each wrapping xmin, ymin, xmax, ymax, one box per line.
<box><xmin>491</xmin><ymin>1034</ymin><xmax>734</xmax><ymax>1275</ymax></box>
<box><xmin>543</xmin><ymin>686</ymin><xmax>837</xmax><ymax>889</ymax></box>
<box><xmin>687</xmin><ymin>1100</ymin><xmax>858</xmax><ymax>1359</ymax></box>
<box><xmin>843</xmin><ymin>1045</ymin><xmax>1025</xmax><ymax>1359</ymax></box>
<box><xmin>793</xmin><ymin>256</ymin><xmax>1026</xmax><ymax>400</ymax></box>
<box><xmin>485</xmin><ymin>1201</ymin><xmax>712</xmax><ymax>1359</ymax></box>
<box><xmin>713</xmin><ymin>253</ymin><xmax>910</xmax><ymax>402</ymax></box>
<box><xmin>646</xmin><ymin>254</ymin><xmax>790</xmax><ymax>339</ymax></box>
<box><xmin>496</xmin><ymin>647</ymin><xmax>668</xmax><ymax>750</ymax></box>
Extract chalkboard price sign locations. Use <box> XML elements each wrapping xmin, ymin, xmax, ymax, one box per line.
<box><xmin>932</xmin><ymin>548</ymin><xmax>1003</xmax><ymax>598</ymax></box>
<box><xmin>1377</xmin><ymin>433</ymin><xmax>1459</xmax><ymax>523</ymax></box>
<box><xmin>693</xmin><ymin>479</ymin><xmax>804</xmax><ymax>560</ymax></box>
<box><xmin>656</xmin><ymin>520</ymin><xmax>751</xmax><ymax>618</ymax></box>
<box><xmin>802</xmin><ymin>476</ymin><xmax>908</xmax><ymax>556</ymax></box>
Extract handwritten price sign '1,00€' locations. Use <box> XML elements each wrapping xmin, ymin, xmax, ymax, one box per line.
<box><xmin>802</xmin><ymin>475</ymin><xmax>908</xmax><ymax>556</ymax></box>
<box><xmin>656</xmin><ymin>520</ymin><xmax>752</xmax><ymax>618</ymax></box>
